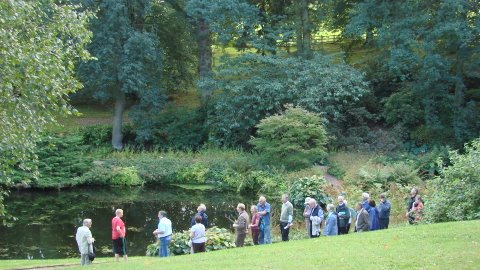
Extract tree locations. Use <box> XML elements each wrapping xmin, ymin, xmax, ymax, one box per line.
<box><xmin>249</xmin><ymin>106</ymin><xmax>328</xmax><ymax>169</ymax></box>
<box><xmin>205</xmin><ymin>53</ymin><xmax>369</xmax><ymax>147</ymax></box>
<box><xmin>0</xmin><ymin>0</ymin><xmax>92</xmax><ymax>218</ymax></box>
<box><xmin>346</xmin><ymin>0</ymin><xmax>480</xmax><ymax>146</ymax></box>
<box><xmin>424</xmin><ymin>137</ymin><xmax>480</xmax><ymax>223</ymax></box>
<box><xmin>77</xmin><ymin>0</ymin><xmax>165</xmax><ymax>149</ymax></box>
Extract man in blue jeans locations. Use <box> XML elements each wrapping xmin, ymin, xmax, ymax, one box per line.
<box><xmin>153</xmin><ymin>211</ymin><xmax>172</xmax><ymax>257</ymax></box>
<box><xmin>257</xmin><ymin>196</ymin><xmax>271</xmax><ymax>244</ymax></box>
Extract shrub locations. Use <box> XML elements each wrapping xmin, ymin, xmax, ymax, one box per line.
<box><xmin>146</xmin><ymin>227</ymin><xmax>236</xmax><ymax>256</ymax></box>
<box><xmin>81</xmin><ymin>166</ymin><xmax>143</xmax><ymax>186</ymax></box>
<box><xmin>355</xmin><ymin>161</ymin><xmax>421</xmax><ymax>190</ymax></box>
<box><xmin>289</xmin><ymin>175</ymin><xmax>331</xmax><ymax>208</ymax></box>
<box><xmin>11</xmin><ymin>134</ymin><xmax>93</xmax><ymax>189</ymax></box>
<box><xmin>249</xmin><ymin>106</ymin><xmax>328</xmax><ymax>170</ymax></box>
<box><xmin>424</xmin><ymin>138</ymin><xmax>480</xmax><ymax>223</ymax></box>
<box><xmin>80</xmin><ymin>124</ymin><xmax>136</xmax><ymax>147</ymax></box>
<box><xmin>176</xmin><ymin>164</ymin><xmax>209</xmax><ymax>184</ymax></box>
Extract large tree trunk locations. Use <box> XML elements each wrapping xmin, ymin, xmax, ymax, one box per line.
<box><xmin>301</xmin><ymin>0</ymin><xmax>311</xmax><ymax>57</ymax></box>
<box><xmin>112</xmin><ymin>89</ymin><xmax>126</xmax><ymax>150</ymax></box>
<box><xmin>197</xmin><ymin>19</ymin><xmax>212</xmax><ymax>98</ymax></box>
<box><xmin>296</xmin><ymin>0</ymin><xmax>311</xmax><ymax>58</ymax></box>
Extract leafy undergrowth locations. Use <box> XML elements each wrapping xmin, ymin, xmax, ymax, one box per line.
<box><xmin>3</xmin><ymin>220</ymin><xmax>479</xmax><ymax>270</ymax></box>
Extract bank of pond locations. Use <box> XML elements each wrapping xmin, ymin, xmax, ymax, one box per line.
<box><xmin>0</xmin><ymin>186</ymin><xmax>259</xmax><ymax>259</ymax></box>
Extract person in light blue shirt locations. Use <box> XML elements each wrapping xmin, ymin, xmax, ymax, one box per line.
<box><xmin>324</xmin><ymin>204</ymin><xmax>338</xmax><ymax>236</ymax></box>
<box><xmin>153</xmin><ymin>211</ymin><xmax>172</xmax><ymax>257</ymax></box>
<box><xmin>257</xmin><ymin>196</ymin><xmax>271</xmax><ymax>244</ymax></box>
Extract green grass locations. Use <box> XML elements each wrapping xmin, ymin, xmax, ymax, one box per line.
<box><xmin>3</xmin><ymin>220</ymin><xmax>479</xmax><ymax>270</ymax></box>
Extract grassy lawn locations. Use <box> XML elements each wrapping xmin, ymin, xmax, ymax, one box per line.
<box><xmin>3</xmin><ymin>220</ymin><xmax>479</xmax><ymax>270</ymax></box>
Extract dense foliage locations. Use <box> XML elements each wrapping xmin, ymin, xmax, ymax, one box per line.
<box><xmin>424</xmin><ymin>138</ymin><xmax>480</xmax><ymax>223</ymax></box>
<box><xmin>146</xmin><ymin>227</ymin><xmax>236</xmax><ymax>256</ymax></box>
<box><xmin>206</xmin><ymin>53</ymin><xmax>369</xmax><ymax>147</ymax></box>
<box><xmin>0</xmin><ymin>0</ymin><xmax>91</xmax><ymax>216</ymax></box>
<box><xmin>289</xmin><ymin>175</ymin><xmax>331</xmax><ymax>208</ymax></box>
<box><xmin>250</xmin><ymin>106</ymin><xmax>327</xmax><ymax>170</ymax></box>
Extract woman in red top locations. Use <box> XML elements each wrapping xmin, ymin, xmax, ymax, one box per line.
<box><xmin>112</xmin><ymin>209</ymin><xmax>127</xmax><ymax>261</ymax></box>
<box><xmin>249</xmin><ymin>205</ymin><xmax>260</xmax><ymax>245</ymax></box>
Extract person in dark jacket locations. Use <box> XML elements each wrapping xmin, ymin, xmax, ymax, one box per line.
<box><xmin>406</xmin><ymin>188</ymin><xmax>418</xmax><ymax>224</ymax></box>
<box><xmin>191</xmin><ymin>204</ymin><xmax>208</xmax><ymax>228</ymax></box>
<box><xmin>368</xmin><ymin>200</ymin><xmax>380</xmax><ymax>231</ymax></box>
<box><xmin>378</xmin><ymin>194</ymin><xmax>391</xmax><ymax>229</ymax></box>
<box><xmin>336</xmin><ymin>196</ymin><xmax>350</xmax><ymax>235</ymax></box>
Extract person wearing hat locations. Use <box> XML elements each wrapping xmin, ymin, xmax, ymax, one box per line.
<box><xmin>303</xmin><ymin>197</ymin><xmax>312</xmax><ymax>237</ymax></box>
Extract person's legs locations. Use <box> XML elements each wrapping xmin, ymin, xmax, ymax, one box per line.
<box><xmin>236</xmin><ymin>233</ymin><xmax>246</xmax><ymax>247</ymax></box>
<box><xmin>252</xmin><ymin>230</ymin><xmax>259</xmax><ymax>245</ymax></box>
<box><xmin>280</xmin><ymin>222</ymin><xmax>289</xmax><ymax>241</ymax></box>
<box><xmin>160</xmin><ymin>237</ymin><xmax>168</xmax><ymax>257</ymax></box>
<box><xmin>258</xmin><ymin>228</ymin><xmax>265</xmax><ymax>244</ymax></box>
<box><xmin>80</xmin><ymin>254</ymin><xmax>89</xmax><ymax>265</ymax></box>
<box><xmin>264</xmin><ymin>225</ymin><xmax>271</xmax><ymax>244</ymax></box>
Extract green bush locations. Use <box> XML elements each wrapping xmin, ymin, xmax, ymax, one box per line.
<box><xmin>81</xmin><ymin>165</ymin><xmax>143</xmax><ymax>186</ymax></box>
<box><xmin>110</xmin><ymin>166</ymin><xmax>143</xmax><ymax>186</ymax></box>
<box><xmin>249</xmin><ymin>106</ymin><xmax>328</xmax><ymax>170</ymax></box>
<box><xmin>355</xmin><ymin>161</ymin><xmax>421</xmax><ymax>190</ymax></box>
<box><xmin>424</xmin><ymin>138</ymin><xmax>480</xmax><ymax>223</ymax></box>
<box><xmin>176</xmin><ymin>164</ymin><xmax>209</xmax><ymax>184</ymax></box>
<box><xmin>146</xmin><ymin>227</ymin><xmax>236</xmax><ymax>256</ymax></box>
<box><xmin>11</xmin><ymin>134</ymin><xmax>93</xmax><ymax>189</ymax></box>
<box><xmin>80</xmin><ymin>124</ymin><xmax>136</xmax><ymax>147</ymax></box>
<box><xmin>289</xmin><ymin>175</ymin><xmax>330</xmax><ymax>208</ymax></box>
<box><xmin>147</xmin><ymin>105</ymin><xmax>208</xmax><ymax>150</ymax></box>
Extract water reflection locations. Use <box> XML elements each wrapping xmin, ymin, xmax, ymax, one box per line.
<box><xmin>0</xmin><ymin>186</ymin><xmax>256</xmax><ymax>259</ymax></box>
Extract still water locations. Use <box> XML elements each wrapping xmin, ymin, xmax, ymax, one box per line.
<box><xmin>0</xmin><ymin>186</ymin><xmax>256</xmax><ymax>259</ymax></box>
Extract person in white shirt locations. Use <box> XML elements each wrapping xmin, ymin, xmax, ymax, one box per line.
<box><xmin>75</xmin><ymin>219</ymin><xmax>95</xmax><ymax>265</ymax></box>
<box><xmin>190</xmin><ymin>215</ymin><xmax>207</xmax><ymax>253</ymax></box>
<box><xmin>153</xmin><ymin>211</ymin><xmax>172</xmax><ymax>257</ymax></box>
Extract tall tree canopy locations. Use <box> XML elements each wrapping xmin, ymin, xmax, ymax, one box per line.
<box><xmin>345</xmin><ymin>0</ymin><xmax>480</xmax><ymax>146</ymax></box>
<box><xmin>77</xmin><ymin>0</ymin><xmax>165</xmax><ymax>149</ymax></box>
<box><xmin>0</xmin><ymin>0</ymin><xmax>92</xmax><ymax>217</ymax></box>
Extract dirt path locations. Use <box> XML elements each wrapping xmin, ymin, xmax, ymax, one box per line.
<box><xmin>318</xmin><ymin>165</ymin><xmax>343</xmax><ymax>189</ymax></box>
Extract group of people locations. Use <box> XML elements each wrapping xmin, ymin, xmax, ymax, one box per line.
<box><xmin>74</xmin><ymin>188</ymin><xmax>422</xmax><ymax>264</ymax></box>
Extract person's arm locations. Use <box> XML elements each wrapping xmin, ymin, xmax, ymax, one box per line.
<box><xmin>189</xmin><ymin>228</ymin><xmax>195</xmax><ymax>239</ymax></box>
<box><xmin>86</xmin><ymin>230</ymin><xmax>94</xmax><ymax>244</ymax></box>
<box><xmin>250</xmin><ymin>214</ymin><xmax>260</xmax><ymax>228</ymax></box>
<box><xmin>287</xmin><ymin>204</ymin><xmax>293</xmax><ymax>224</ymax></box>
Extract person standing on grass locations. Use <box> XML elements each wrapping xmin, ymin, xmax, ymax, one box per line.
<box><xmin>112</xmin><ymin>209</ymin><xmax>127</xmax><ymax>261</ymax></box>
<box><xmin>76</xmin><ymin>219</ymin><xmax>95</xmax><ymax>266</ymax></box>
<box><xmin>257</xmin><ymin>196</ymin><xmax>271</xmax><ymax>244</ymax></box>
<box><xmin>190</xmin><ymin>215</ymin><xmax>207</xmax><ymax>253</ymax></box>
<box><xmin>336</xmin><ymin>196</ymin><xmax>350</xmax><ymax>235</ymax></box>
<box><xmin>280</xmin><ymin>194</ymin><xmax>294</xmax><ymax>241</ymax></box>
<box><xmin>249</xmin><ymin>205</ymin><xmax>260</xmax><ymax>245</ymax></box>
<box><xmin>191</xmin><ymin>204</ymin><xmax>208</xmax><ymax>228</ymax></box>
<box><xmin>407</xmin><ymin>195</ymin><xmax>424</xmax><ymax>224</ymax></box>
<box><xmin>153</xmin><ymin>211</ymin><xmax>172</xmax><ymax>258</ymax></box>
<box><xmin>324</xmin><ymin>204</ymin><xmax>338</xmax><ymax>236</ymax></box>
<box><xmin>233</xmin><ymin>203</ymin><xmax>249</xmax><ymax>247</ymax></box>
<box><xmin>308</xmin><ymin>198</ymin><xmax>324</xmax><ymax>238</ymax></box>
<box><xmin>303</xmin><ymin>197</ymin><xmax>312</xmax><ymax>237</ymax></box>
<box><xmin>344</xmin><ymin>200</ymin><xmax>356</xmax><ymax>233</ymax></box>
<box><xmin>368</xmin><ymin>200</ymin><xmax>380</xmax><ymax>231</ymax></box>
<box><xmin>355</xmin><ymin>202</ymin><xmax>370</xmax><ymax>232</ymax></box>
<box><xmin>378</xmin><ymin>194</ymin><xmax>391</xmax><ymax>229</ymax></box>
<box><xmin>406</xmin><ymin>188</ymin><xmax>419</xmax><ymax>224</ymax></box>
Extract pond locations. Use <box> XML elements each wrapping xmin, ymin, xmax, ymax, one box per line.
<box><xmin>0</xmin><ymin>186</ymin><xmax>258</xmax><ymax>259</ymax></box>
